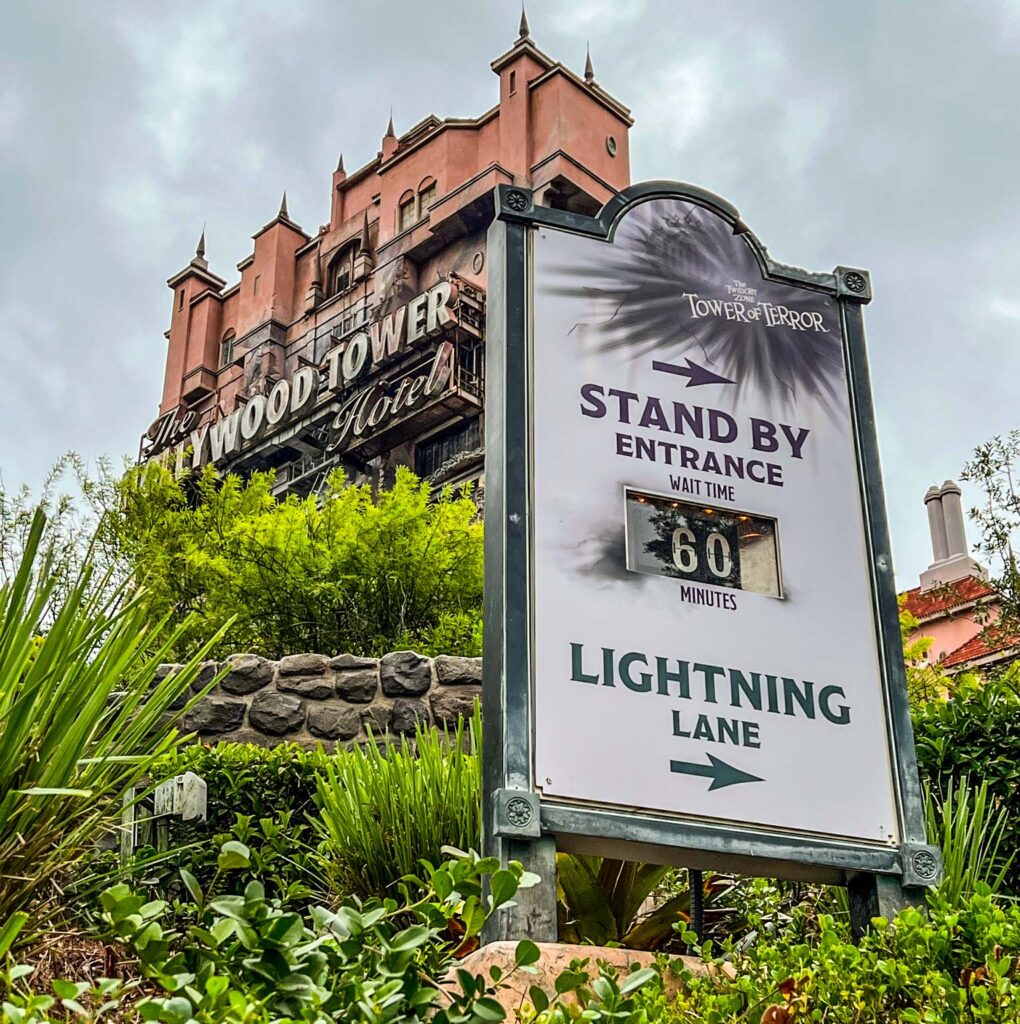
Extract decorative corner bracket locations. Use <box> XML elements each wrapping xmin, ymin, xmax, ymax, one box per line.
<box><xmin>900</xmin><ymin>843</ymin><xmax>943</xmax><ymax>888</ymax></box>
<box><xmin>493</xmin><ymin>788</ymin><xmax>541</xmax><ymax>839</ymax></box>
<box><xmin>834</xmin><ymin>266</ymin><xmax>873</xmax><ymax>304</ymax></box>
<box><xmin>496</xmin><ymin>185</ymin><xmax>534</xmax><ymax>220</ymax></box>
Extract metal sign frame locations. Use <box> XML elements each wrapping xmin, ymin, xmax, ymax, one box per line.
<box><xmin>482</xmin><ymin>181</ymin><xmax>941</xmax><ymax>941</ymax></box>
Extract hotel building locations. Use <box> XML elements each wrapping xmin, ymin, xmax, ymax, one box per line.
<box><xmin>142</xmin><ymin>14</ymin><xmax>632</xmax><ymax>497</ymax></box>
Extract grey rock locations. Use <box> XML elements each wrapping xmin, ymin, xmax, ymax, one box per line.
<box><xmin>434</xmin><ymin>655</ymin><xmax>482</xmax><ymax>686</ymax></box>
<box><xmin>278</xmin><ymin>673</ymin><xmax>335</xmax><ymax>700</ymax></box>
<box><xmin>184</xmin><ymin>697</ymin><xmax>246</xmax><ymax>735</ymax></box>
<box><xmin>307</xmin><ymin>704</ymin><xmax>362</xmax><ymax>741</ymax></box>
<box><xmin>335</xmin><ymin>666</ymin><xmax>377</xmax><ymax>703</ymax></box>
<box><xmin>154</xmin><ymin>662</ymin><xmax>182</xmax><ymax>683</ymax></box>
<box><xmin>430</xmin><ymin>685</ymin><xmax>481</xmax><ymax>726</ymax></box>
<box><xmin>278</xmin><ymin>653</ymin><xmax>330</xmax><ymax>676</ymax></box>
<box><xmin>221</xmin><ymin>654</ymin><xmax>275</xmax><ymax>695</ymax></box>
<box><xmin>331</xmin><ymin>653</ymin><xmax>377</xmax><ymax>671</ymax></box>
<box><xmin>249</xmin><ymin>692</ymin><xmax>305</xmax><ymax>735</ymax></box>
<box><xmin>391</xmin><ymin>698</ymin><xmax>431</xmax><ymax>735</ymax></box>
<box><xmin>380</xmin><ymin>651</ymin><xmax>431</xmax><ymax>696</ymax></box>
<box><xmin>190</xmin><ymin>660</ymin><xmax>221</xmax><ymax>693</ymax></box>
<box><xmin>360</xmin><ymin>704</ymin><xmax>392</xmax><ymax>735</ymax></box>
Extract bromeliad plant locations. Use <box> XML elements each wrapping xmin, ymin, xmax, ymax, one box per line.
<box><xmin>0</xmin><ymin>509</ymin><xmax>223</xmax><ymax>929</ymax></box>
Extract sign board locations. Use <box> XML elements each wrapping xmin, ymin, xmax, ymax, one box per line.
<box><xmin>483</xmin><ymin>182</ymin><xmax>940</xmax><ymax>938</ymax></box>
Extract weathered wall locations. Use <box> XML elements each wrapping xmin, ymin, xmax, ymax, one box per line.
<box><xmin>159</xmin><ymin>651</ymin><xmax>481</xmax><ymax>747</ymax></box>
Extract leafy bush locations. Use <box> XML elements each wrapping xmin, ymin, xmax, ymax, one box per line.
<box><xmin>0</xmin><ymin>510</ymin><xmax>220</xmax><ymax>930</ymax></box>
<box><xmin>913</xmin><ymin>670</ymin><xmax>1020</xmax><ymax>893</ymax></box>
<box><xmin>655</xmin><ymin>887</ymin><xmax>1020</xmax><ymax>1023</ymax></box>
<box><xmin>315</xmin><ymin>709</ymin><xmax>482</xmax><ymax>899</ymax></box>
<box><xmin>111</xmin><ymin>463</ymin><xmax>484</xmax><ymax>659</ymax></box>
<box><xmin>153</xmin><ymin>742</ymin><xmax>328</xmax><ymax>833</ymax></box>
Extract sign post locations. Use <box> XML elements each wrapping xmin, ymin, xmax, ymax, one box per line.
<box><xmin>483</xmin><ymin>182</ymin><xmax>941</xmax><ymax>942</ymax></box>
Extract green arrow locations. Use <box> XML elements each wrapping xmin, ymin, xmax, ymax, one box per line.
<box><xmin>670</xmin><ymin>754</ymin><xmax>764</xmax><ymax>791</ymax></box>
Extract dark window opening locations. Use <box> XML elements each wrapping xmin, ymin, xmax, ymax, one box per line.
<box><xmin>509</xmin><ymin>70</ymin><xmax>517</xmax><ymax>94</ymax></box>
<box><xmin>415</xmin><ymin>417</ymin><xmax>481</xmax><ymax>479</ymax></box>
<box><xmin>219</xmin><ymin>331</ymin><xmax>236</xmax><ymax>368</ymax></box>
<box><xmin>178</xmin><ymin>289</ymin><xmax>184</xmax><ymax>310</ymax></box>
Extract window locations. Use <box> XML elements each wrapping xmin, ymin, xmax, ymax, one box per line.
<box><xmin>398</xmin><ymin>192</ymin><xmax>417</xmax><ymax>232</ymax></box>
<box><xmin>509</xmin><ymin>70</ymin><xmax>517</xmax><ymax>94</ymax></box>
<box><xmin>329</xmin><ymin>244</ymin><xmax>355</xmax><ymax>296</ymax></box>
<box><xmin>219</xmin><ymin>331</ymin><xmax>236</xmax><ymax>368</ymax></box>
<box><xmin>178</xmin><ymin>289</ymin><xmax>184</xmax><ymax>310</ymax></box>
<box><xmin>418</xmin><ymin>182</ymin><xmax>436</xmax><ymax>218</ymax></box>
<box><xmin>415</xmin><ymin>418</ymin><xmax>482</xmax><ymax>479</ymax></box>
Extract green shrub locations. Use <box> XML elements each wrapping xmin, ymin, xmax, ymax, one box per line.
<box><xmin>914</xmin><ymin>670</ymin><xmax>1020</xmax><ymax>893</ymax></box>
<box><xmin>655</xmin><ymin>886</ymin><xmax>1020</xmax><ymax>1023</ymax></box>
<box><xmin>0</xmin><ymin>510</ymin><xmax>221</xmax><ymax>931</ymax></box>
<box><xmin>314</xmin><ymin>708</ymin><xmax>482</xmax><ymax>899</ymax></box>
<box><xmin>153</xmin><ymin>741</ymin><xmax>328</xmax><ymax>833</ymax></box>
<box><xmin>111</xmin><ymin>463</ymin><xmax>484</xmax><ymax>659</ymax></box>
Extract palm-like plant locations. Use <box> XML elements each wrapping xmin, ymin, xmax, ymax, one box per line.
<box><xmin>925</xmin><ymin>776</ymin><xmax>1014</xmax><ymax>905</ymax></box>
<box><xmin>540</xmin><ymin>198</ymin><xmax>845</xmax><ymax>417</ymax></box>
<box><xmin>0</xmin><ymin>510</ymin><xmax>221</xmax><ymax>929</ymax></box>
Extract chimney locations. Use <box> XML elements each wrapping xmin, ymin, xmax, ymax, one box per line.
<box><xmin>919</xmin><ymin>479</ymin><xmax>987</xmax><ymax>588</ymax></box>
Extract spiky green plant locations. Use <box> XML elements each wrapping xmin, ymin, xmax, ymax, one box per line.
<box><xmin>313</xmin><ymin>706</ymin><xmax>482</xmax><ymax>899</ymax></box>
<box><xmin>925</xmin><ymin>776</ymin><xmax>1014</xmax><ymax>904</ymax></box>
<box><xmin>0</xmin><ymin>509</ymin><xmax>223</xmax><ymax>927</ymax></box>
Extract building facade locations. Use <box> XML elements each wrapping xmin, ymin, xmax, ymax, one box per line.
<box><xmin>141</xmin><ymin>17</ymin><xmax>632</xmax><ymax>496</ymax></box>
<box><xmin>900</xmin><ymin>480</ymin><xmax>1016</xmax><ymax>672</ymax></box>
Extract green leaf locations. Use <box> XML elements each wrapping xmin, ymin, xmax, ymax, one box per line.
<box><xmin>515</xmin><ymin>939</ymin><xmax>541</xmax><ymax>967</ymax></box>
<box><xmin>179</xmin><ymin>868</ymin><xmax>202</xmax><ymax>905</ymax></box>
<box><xmin>529</xmin><ymin>986</ymin><xmax>550</xmax><ymax>1013</ymax></box>
<box><xmin>473</xmin><ymin>996</ymin><xmax>507</xmax><ymax>1021</ymax></box>
<box><xmin>619</xmin><ymin>967</ymin><xmax>658</xmax><ymax>995</ymax></box>
<box><xmin>217</xmin><ymin>840</ymin><xmax>251</xmax><ymax>870</ymax></box>
<box><xmin>490</xmin><ymin>869</ymin><xmax>519</xmax><ymax>909</ymax></box>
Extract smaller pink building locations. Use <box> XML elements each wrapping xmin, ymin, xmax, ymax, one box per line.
<box><xmin>900</xmin><ymin>480</ymin><xmax>1015</xmax><ymax>672</ymax></box>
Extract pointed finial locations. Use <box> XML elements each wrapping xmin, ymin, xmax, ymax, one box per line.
<box><xmin>278</xmin><ymin>191</ymin><xmax>289</xmax><ymax>219</ymax></box>
<box><xmin>584</xmin><ymin>44</ymin><xmax>595</xmax><ymax>84</ymax></box>
<box><xmin>518</xmin><ymin>2</ymin><xmax>530</xmax><ymax>39</ymax></box>
<box><xmin>360</xmin><ymin>211</ymin><xmax>371</xmax><ymax>251</ymax></box>
<box><xmin>195</xmin><ymin>224</ymin><xmax>206</xmax><ymax>259</ymax></box>
<box><xmin>385</xmin><ymin>108</ymin><xmax>396</xmax><ymax>139</ymax></box>
<box><xmin>336</xmin><ymin>153</ymin><xmax>345</xmax><ymax>174</ymax></box>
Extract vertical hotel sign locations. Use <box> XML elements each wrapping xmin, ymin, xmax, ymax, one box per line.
<box><xmin>483</xmin><ymin>182</ymin><xmax>940</xmax><ymax>937</ymax></box>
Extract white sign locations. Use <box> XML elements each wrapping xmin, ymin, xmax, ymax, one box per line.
<box><xmin>529</xmin><ymin>197</ymin><xmax>899</xmax><ymax>844</ymax></box>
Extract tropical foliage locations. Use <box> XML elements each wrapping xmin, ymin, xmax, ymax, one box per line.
<box><xmin>109</xmin><ymin>462</ymin><xmax>483</xmax><ymax>659</ymax></box>
<box><xmin>0</xmin><ymin>510</ymin><xmax>221</xmax><ymax>929</ymax></box>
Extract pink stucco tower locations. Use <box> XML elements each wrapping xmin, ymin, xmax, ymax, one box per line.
<box><xmin>145</xmin><ymin>15</ymin><xmax>633</xmax><ymax>495</ymax></box>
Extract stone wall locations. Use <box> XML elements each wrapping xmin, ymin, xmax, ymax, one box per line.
<box><xmin>159</xmin><ymin>651</ymin><xmax>481</xmax><ymax>747</ymax></box>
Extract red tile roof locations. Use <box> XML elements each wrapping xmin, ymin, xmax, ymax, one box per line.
<box><xmin>900</xmin><ymin>576</ymin><xmax>996</xmax><ymax>621</ymax></box>
<box><xmin>942</xmin><ymin>626</ymin><xmax>1018</xmax><ymax>669</ymax></box>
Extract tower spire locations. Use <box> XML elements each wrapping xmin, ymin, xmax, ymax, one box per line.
<box><xmin>278</xmin><ymin>191</ymin><xmax>289</xmax><ymax>219</ymax></box>
<box><xmin>518</xmin><ymin>2</ymin><xmax>530</xmax><ymax>39</ymax></box>
<box><xmin>584</xmin><ymin>44</ymin><xmax>595</xmax><ymax>84</ymax></box>
<box><xmin>385</xmin><ymin>108</ymin><xmax>396</xmax><ymax>138</ymax></box>
<box><xmin>195</xmin><ymin>225</ymin><xmax>206</xmax><ymax>259</ymax></box>
<box><xmin>336</xmin><ymin>152</ymin><xmax>345</xmax><ymax>174</ymax></box>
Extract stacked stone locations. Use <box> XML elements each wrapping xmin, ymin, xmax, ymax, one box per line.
<box><xmin>155</xmin><ymin>651</ymin><xmax>482</xmax><ymax>748</ymax></box>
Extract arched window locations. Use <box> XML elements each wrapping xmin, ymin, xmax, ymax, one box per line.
<box><xmin>219</xmin><ymin>330</ymin><xmax>236</xmax><ymax>368</ymax></box>
<box><xmin>328</xmin><ymin>242</ymin><xmax>357</xmax><ymax>297</ymax></box>
<box><xmin>418</xmin><ymin>176</ymin><xmax>436</xmax><ymax>218</ymax></box>
<box><xmin>398</xmin><ymin>189</ymin><xmax>416</xmax><ymax>232</ymax></box>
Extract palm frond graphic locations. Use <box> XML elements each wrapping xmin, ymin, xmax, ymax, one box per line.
<box><xmin>540</xmin><ymin>198</ymin><xmax>846</xmax><ymax>418</ymax></box>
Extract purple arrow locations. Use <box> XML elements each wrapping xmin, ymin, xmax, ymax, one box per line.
<box><xmin>652</xmin><ymin>358</ymin><xmax>735</xmax><ymax>388</ymax></box>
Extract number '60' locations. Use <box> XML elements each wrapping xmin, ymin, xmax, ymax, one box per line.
<box><xmin>671</xmin><ymin>527</ymin><xmax>733</xmax><ymax>578</ymax></box>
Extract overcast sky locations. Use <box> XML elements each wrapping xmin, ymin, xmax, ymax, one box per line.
<box><xmin>1</xmin><ymin>0</ymin><xmax>1017</xmax><ymax>588</ymax></box>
